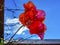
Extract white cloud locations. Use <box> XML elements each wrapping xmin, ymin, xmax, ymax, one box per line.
<box><xmin>22</xmin><ymin>32</ymin><xmax>25</xmax><ymax>35</ymax></box>
<box><xmin>30</xmin><ymin>36</ymin><xmax>40</xmax><ymax>39</ymax></box>
<box><xmin>5</xmin><ymin>18</ymin><xmax>20</xmax><ymax>24</ymax></box>
<box><xmin>5</xmin><ymin>30</ymin><xmax>11</xmax><ymax>34</ymax></box>
<box><xmin>14</xmin><ymin>26</ymin><xmax>29</xmax><ymax>35</ymax></box>
<box><xmin>4</xmin><ymin>18</ymin><xmax>29</xmax><ymax>36</ymax></box>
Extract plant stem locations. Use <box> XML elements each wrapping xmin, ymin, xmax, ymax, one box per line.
<box><xmin>8</xmin><ymin>25</ymin><xmax>23</xmax><ymax>43</ymax></box>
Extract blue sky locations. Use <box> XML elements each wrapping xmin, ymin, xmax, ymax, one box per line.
<box><xmin>4</xmin><ymin>0</ymin><xmax>60</xmax><ymax>41</ymax></box>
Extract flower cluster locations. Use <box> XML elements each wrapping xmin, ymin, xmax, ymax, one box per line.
<box><xmin>19</xmin><ymin>1</ymin><xmax>46</xmax><ymax>40</ymax></box>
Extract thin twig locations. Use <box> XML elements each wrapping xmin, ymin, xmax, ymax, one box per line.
<box><xmin>8</xmin><ymin>25</ymin><xmax>23</xmax><ymax>43</ymax></box>
<box><xmin>12</xmin><ymin>0</ymin><xmax>17</xmax><ymax>8</ymax></box>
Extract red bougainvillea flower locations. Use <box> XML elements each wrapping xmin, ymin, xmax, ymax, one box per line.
<box><xmin>28</xmin><ymin>21</ymin><xmax>46</xmax><ymax>34</ymax></box>
<box><xmin>25</xmin><ymin>10</ymin><xmax>37</xmax><ymax>20</ymax></box>
<box><xmin>23</xmin><ymin>1</ymin><xmax>37</xmax><ymax>20</ymax></box>
<box><xmin>27</xmin><ymin>21</ymin><xmax>46</xmax><ymax>40</ymax></box>
<box><xmin>36</xmin><ymin>10</ymin><xmax>46</xmax><ymax>22</ymax></box>
<box><xmin>19</xmin><ymin>1</ymin><xmax>46</xmax><ymax>40</ymax></box>
<box><xmin>37</xmin><ymin>33</ymin><xmax>44</xmax><ymax>40</ymax></box>
<box><xmin>23</xmin><ymin>1</ymin><xmax>36</xmax><ymax>12</ymax></box>
<box><xmin>19</xmin><ymin>13</ymin><xmax>26</xmax><ymax>26</ymax></box>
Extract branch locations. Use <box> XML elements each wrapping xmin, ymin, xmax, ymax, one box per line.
<box><xmin>8</xmin><ymin>25</ymin><xmax>23</xmax><ymax>43</ymax></box>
